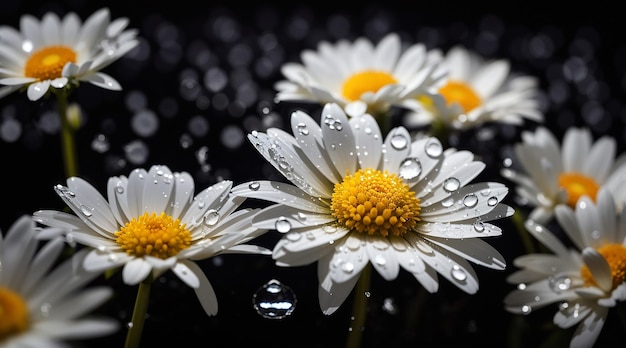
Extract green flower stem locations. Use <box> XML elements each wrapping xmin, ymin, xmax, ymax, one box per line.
<box><xmin>55</xmin><ymin>89</ymin><xmax>78</xmax><ymax>178</ymax></box>
<box><xmin>345</xmin><ymin>263</ymin><xmax>371</xmax><ymax>348</ymax></box>
<box><xmin>511</xmin><ymin>209</ymin><xmax>536</xmax><ymax>254</ymax></box>
<box><xmin>125</xmin><ymin>274</ymin><xmax>153</xmax><ymax>348</ymax></box>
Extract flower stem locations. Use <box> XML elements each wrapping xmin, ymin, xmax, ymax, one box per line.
<box><xmin>511</xmin><ymin>209</ymin><xmax>536</xmax><ymax>254</ymax></box>
<box><xmin>55</xmin><ymin>89</ymin><xmax>78</xmax><ymax>178</ymax></box>
<box><xmin>345</xmin><ymin>263</ymin><xmax>371</xmax><ymax>348</ymax></box>
<box><xmin>125</xmin><ymin>274</ymin><xmax>153</xmax><ymax>348</ymax></box>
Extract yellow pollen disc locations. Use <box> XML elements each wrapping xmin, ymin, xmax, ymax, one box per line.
<box><xmin>341</xmin><ymin>70</ymin><xmax>397</xmax><ymax>102</ymax></box>
<box><xmin>0</xmin><ymin>287</ymin><xmax>30</xmax><ymax>341</ymax></box>
<box><xmin>330</xmin><ymin>168</ymin><xmax>420</xmax><ymax>237</ymax></box>
<box><xmin>580</xmin><ymin>243</ymin><xmax>626</xmax><ymax>290</ymax></box>
<box><xmin>558</xmin><ymin>172</ymin><xmax>599</xmax><ymax>207</ymax></box>
<box><xmin>24</xmin><ymin>45</ymin><xmax>77</xmax><ymax>80</ymax></box>
<box><xmin>115</xmin><ymin>212</ymin><xmax>192</xmax><ymax>259</ymax></box>
<box><xmin>438</xmin><ymin>80</ymin><xmax>482</xmax><ymax>113</ymax></box>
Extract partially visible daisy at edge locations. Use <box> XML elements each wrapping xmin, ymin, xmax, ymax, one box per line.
<box><xmin>32</xmin><ymin>164</ymin><xmax>271</xmax><ymax>316</ymax></box>
<box><xmin>233</xmin><ymin>102</ymin><xmax>513</xmax><ymax>315</ymax></box>
<box><xmin>504</xmin><ymin>187</ymin><xmax>626</xmax><ymax>348</ymax></box>
<box><xmin>0</xmin><ymin>215</ymin><xmax>118</xmax><ymax>347</ymax></box>
<box><xmin>403</xmin><ymin>45</ymin><xmax>543</xmax><ymax>132</ymax></box>
<box><xmin>501</xmin><ymin>126</ymin><xmax>626</xmax><ymax>225</ymax></box>
<box><xmin>0</xmin><ymin>7</ymin><xmax>139</xmax><ymax>101</ymax></box>
<box><xmin>274</xmin><ymin>32</ymin><xmax>446</xmax><ymax>121</ymax></box>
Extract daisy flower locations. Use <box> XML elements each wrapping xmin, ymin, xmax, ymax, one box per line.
<box><xmin>504</xmin><ymin>187</ymin><xmax>626</xmax><ymax>348</ymax></box>
<box><xmin>0</xmin><ymin>7</ymin><xmax>139</xmax><ymax>101</ymax></box>
<box><xmin>274</xmin><ymin>32</ymin><xmax>446</xmax><ymax>118</ymax></box>
<box><xmin>32</xmin><ymin>164</ymin><xmax>271</xmax><ymax>317</ymax></box>
<box><xmin>234</xmin><ymin>102</ymin><xmax>513</xmax><ymax>314</ymax></box>
<box><xmin>501</xmin><ymin>126</ymin><xmax>626</xmax><ymax>224</ymax></box>
<box><xmin>403</xmin><ymin>45</ymin><xmax>543</xmax><ymax>130</ymax></box>
<box><xmin>0</xmin><ymin>215</ymin><xmax>118</xmax><ymax>347</ymax></box>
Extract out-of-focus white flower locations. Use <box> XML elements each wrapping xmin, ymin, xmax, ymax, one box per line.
<box><xmin>0</xmin><ymin>7</ymin><xmax>139</xmax><ymax>101</ymax></box>
<box><xmin>504</xmin><ymin>187</ymin><xmax>626</xmax><ymax>348</ymax></box>
<box><xmin>235</xmin><ymin>102</ymin><xmax>513</xmax><ymax>315</ymax></box>
<box><xmin>0</xmin><ymin>215</ymin><xmax>118</xmax><ymax>347</ymax></box>
<box><xmin>404</xmin><ymin>45</ymin><xmax>542</xmax><ymax>130</ymax></box>
<box><xmin>502</xmin><ymin>126</ymin><xmax>626</xmax><ymax>224</ymax></box>
<box><xmin>33</xmin><ymin>165</ymin><xmax>271</xmax><ymax>316</ymax></box>
<box><xmin>274</xmin><ymin>33</ymin><xmax>446</xmax><ymax>117</ymax></box>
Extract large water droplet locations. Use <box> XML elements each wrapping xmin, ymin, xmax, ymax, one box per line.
<box><xmin>390</xmin><ymin>134</ymin><xmax>408</xmax><ymax>150</ymax></box>
<box><xmin>443</xmin><ymin>177</ymin><xmax>460</xmax><ymax>192</ymax></box>
<box><xmin>462</xmin><ymin>193</ymin><xmax>478</xmax><ymax>208</ymax></box>
<box><xmin>275</xmin><ymin>217</ymin><xmax>292</xmax><ymax>233</ymax></box>
<box><xmin>548</xmin><ymin>273</ymin><xmax>572</xmax><ymax>293</ymax></box>
<box><xmin>487</xmin><ymin>196</ymin><xmax>498</xmax><ymax>206</ymax></box>
<box><xmin>252</xmin><ymin>279</ymin><xmax>297</xmax><ymax>319</ymax></box>
<box><xmin>203</xmin><ymin>209</ymin><xmax>220</xmax><ymax>226</ymax></box>
<box><xmin>425</xmin><ymin>138</ymin><xmax>443</xmax><ymax>157</ymax></box>
<box><xmin>451</xmin><ymin>264</ymin><xmax>467</xmax><ymax>281</ymax></box>
<box><xmin>398</xmin><ymin>158</ymin><xmax>422</xmax><ymax>181</ymax></box>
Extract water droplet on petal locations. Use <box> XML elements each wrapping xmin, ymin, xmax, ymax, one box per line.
<box><xmin>548</xmin><ymin>273</ymin><xmax>572</xmax><ymax>293</ymax></box>
<box><xmin>248</xmin><ymin>181</ymin><xmax>260</xmax><ymax>190</ymax></box>
<box><xmin>462</xmin><ymin>193</ymin><xmax>478</xmax><ymax>207</ymax></box>
<box><xmin>398</xmin><ymin>158</ymin><xmax>422</xmax><ymax>181</ymax></box>
<box><xmin>425</xmin><ymin>138</ymin><xmax>443</xmax><ymax>157</ymax></box>
<box><xmin>443</xmin><ymin>177</ymin><xmax>460</xmax><ymax>192</ymax></box>
<box><xmin>252</xmin><ymin>279</ymin><xmax>297</xmax><ymax>319</ymax></box>
<box><xmin>390</xmin><ymin>134</ymin><xmax>408</xmax><ymax>150</ymax></box>
<box><xmin>275</xmin><ymin>217</ymin><xmax>292</xmax><ymax>233</ymax></box>
<box><xmin>451</xmin><ymin>264</ymin><xmax>467</xmax><ymax>281</ymax></box>
<box><xmin>203</xmin><ymin>209</ymin><xmax>220</xmax><ymax>226</ymax></box>
<box><xmin>487</xmin><ymin>196</ymin><xmax>498</xmax><ymax>206</ymax></box>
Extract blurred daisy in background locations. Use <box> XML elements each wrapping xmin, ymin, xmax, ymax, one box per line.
<box><xmin>0</xmin><ymin>215</ymin><xmax>118</xmax><ymax>347</ymax></box>
<box><xmin>501</xmin><ymin>126</ymin><xmax>626</xmax><ymax>224</ymax></box>
<box><xmin>0</xmin><ymin>7</ymin><xmax>139</xmax><ymax>101</ymax></box>
<box><xmin>274</xmin><ymin>32</ymin><xmax>446</xmax><ymax>121</ymax></box>
<box><xmin>33</xmin><ymin>164</ymin><xmax>271</xmax><ymax>317</ymax></box>
<box><xmin>404</xmin><ymin>45</ymin><xmax>542</xmax><ymax>132</ymax></box>
<box><xmin>504</xmin><ymin>187</ymin><xmax>626</xmax><ymax>348</ymax></box>
<box><xmin>234</xmin><ymin>102</ymin><xmax>513</xmax><ymax>315</ymax></box>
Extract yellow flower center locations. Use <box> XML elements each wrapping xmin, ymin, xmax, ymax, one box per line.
<box><xmin>115</xmin><ymin>212</ymin><xmax>192</xmax><ymax>259</ymax></box>
<box><xmin>24</xmin><ymin>45</ymin><xmax>77</xmax><ymax>80</ymax></box>
<box><xmin>558</xmin><ymin>172</ymin><xmax>599</xmax><ymax>207</ymax></box>
<box><xmin>341</xmin><ymin>70</ymin><xmax>397</xmax><ymax>102</ymax></box>
<box><xmin>580</xmin><ymin>243</ymin><xmax>626</xmax><ymax>289</ymax></box>
<box><xmin>438</xmin><ymin>80</ymin><xmax>482</xmax><ymax>113</ymax></box>
<box><xmin>330</xmin><ymin>168</ymin><xmax>420</xmax><ymax>237</ymax></box>
<box><xmin>0</xmin><ymin>287</ymin><xmax>29</xmax><ymax>342</ymax></box>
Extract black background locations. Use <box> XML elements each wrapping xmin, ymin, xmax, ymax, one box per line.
<box><xmin>1</xmin><ymin>1</ymin><xmax>625</xmax><ymax>347</ymax></box>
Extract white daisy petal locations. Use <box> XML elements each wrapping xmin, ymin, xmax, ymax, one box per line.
<box><xmin>321</xmin><ymin>103</ymin><xmax>357</xmax><ymax>175</ymax></box>
<box><xmin>231</xmin><ymin>180</ymin><xmax>328</xmax><ymax>213</ymax></box>
<box><xmin>122</xmin><ymin>258</ymin><xmax>153</xmax><ymax>285</ymax></box>
<box><xmin>172</xmin><ymin>260</ymin><xmax>200</xmax><ymax>288</ymax></box>
<box><xmin>350</xmin><ymin>114</ymin><xmax>383</xmax><ymax>169</ymax></box>
<box><xmin>27</xmin><ymin>80</ymin><xmax>50</xmax><ymax>100</ymax></box>
<box><xmin>365</xmin><ymin>235</ymin><xmax>400</xmax><ymax>280</ymax></box>
<box><xmin>328</xmin><ymin>234</ymin><xmax>369</xmax><ymax>283</ymax></box>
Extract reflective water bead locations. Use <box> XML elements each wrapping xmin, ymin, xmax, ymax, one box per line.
<box><xmin>296</xmin><ymin>122</ymin><xmax>309</xmax><ymax>135</ymax></box>
<box><xmin>487</xmin><ymin>196</ymin><xmax>498</xmax><ymax>206</ymax></box>
<box><xmin>548</xmin><ymin>273</ymin><xmax>572</xmax><ymax>293</ymax></box>
<box><xmin>275</xmin><ymin>217</ymin><xmax>292</xmax><ymax>233</ymax></box>
<box><xmin>462</xmin><ymin>193</ymin><xmax>478</xmax><ymax>207</ymax></box>
<box><xmin>248</xmin><ymin>181</ymin><xmax>260</xmax><ymax>190</ymax></box>
<box><xmin>425</xmin><ymin>138</ymin><xmax>443</xmax><ymax>157</ymax></box>
<box><xmin>390</xmin><ymin>134</ymin><xmax>408</xmax><ymax>150</ymax></box>
<box><xmin>203</xmin><ymin>209</ymin><xmax>220</xmax><ymax>226</ymax></box>
<box><xmin>252</xmin><ymin>279</ymin><xmax>297</xmax><ymax>319</ymax></box>
<box><xmin>398</xmin><ymin>157</ymin><xmax>422</xmax><ymax>181</ymax></box>
<box><xmin>451</xmin><ymin>264</ymin><xmax>467</xmax><ymax>281</ymax></box>
<box><xmin>443</xmin><ymin>177</ymin><xmax>461</xmax><ymax>192</ymax></box>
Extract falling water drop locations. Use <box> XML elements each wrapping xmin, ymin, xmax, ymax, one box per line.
<box><xmin>252</xmin><ymin>279</ymin><xmax>297</xmax><ymax>319</ymax></box>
